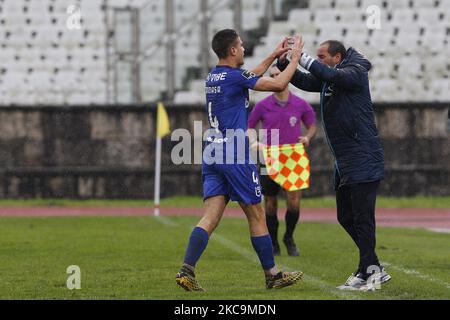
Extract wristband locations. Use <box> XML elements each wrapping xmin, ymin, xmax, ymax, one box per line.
<box><xmin>300</xmin><ymin>52</ymin><xmax>315</xmax><ymax>70</ymax></box>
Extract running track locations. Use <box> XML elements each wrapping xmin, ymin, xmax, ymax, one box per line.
<box><xmin>1</xmin><ymin>207</ymin><xmax>449</xmax><ymax>233</ymax></box>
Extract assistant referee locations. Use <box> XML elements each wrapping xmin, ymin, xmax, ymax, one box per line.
<box><xmin>248</xmin><ymin>64</ymin><xmax>317</xmax><ymax>256</ymax></box>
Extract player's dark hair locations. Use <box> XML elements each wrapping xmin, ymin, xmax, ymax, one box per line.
<box><xmin>321</xmin><ymin>40</ymin><xmax>347</xmax><ymax>59</ymax></box>
<box><xmin>212</xmin><ymin>29</ymin><xmax>239</xmax><ymax>59</ymax></box>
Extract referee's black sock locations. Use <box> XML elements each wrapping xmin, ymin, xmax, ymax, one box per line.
<box><xmin>284</xmin><ymin>209</ymin><xmax>300</xmax><ymax>239</ymax></box>
<box><xmin>265</xmin><ymin>214</ymin><xmax>279</xmax><ymax>245</ymax></box>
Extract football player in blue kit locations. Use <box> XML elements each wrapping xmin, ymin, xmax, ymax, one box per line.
<box><xmin>176</xmin><ymin>29</ymin><xmax>305</xmax><ymax>291</ymax></box>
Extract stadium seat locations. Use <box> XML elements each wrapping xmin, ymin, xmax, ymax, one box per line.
<box><xmin>386</xmin><ymin>0</ymin><xmax>412</xmax><ymax>9</ymax></box>
<box><xmin>243</xmin><ymin>11</ymin><xmax>263</xmax><ymax>30</ymax></box>
<box><xmin>366</xmin><ymin>30</ymin><xmax>395</xmax><ymax>54</ymax></box>
<box><xmin>309</xmin><ymin>0</ymin><xmax>334</xmax><ymax>10</ymax></box>
<box><xmin>313</xmin><ymin>10</ymin><xmax>340</xmax><ymax>25</ymax></box>
<box><xmin>288</xmin><ymin>9</ymin><xmax>312</xmax><ymax>25</ymax></box>
<box><xmin>411</xmin><ymin>0</ymin><xmax>438</xmax><ymax>8</ymax></box>
<box><xmin>268</xmin><ymin>22</ymin><xmax>297</xmax><ymax>37</ymax></box>
<box><xmin>390</xmin><ymin>9</ymin><xmax>416</xmax><ymax>26</ymax></box>
<box><xmin>393</xmin><ymin>34</ymin><xmax>421</xmax><ymax>55</ymax></box>
<box><xmin>370</xmin><ymin>57</ymin><xmax>394</xmax><ymax>79</ymax></box>
<box><xmin>423</xmin><ymin>56</ymin><xmax>449</xmax><ymax>78</ymax></box>
<box><xmin>343</xmin><ymin>28</ymin><xmax>369</xmax><ymax>48</ymax></box>
<box><xmin>359</xmin><ymin>0</ymin><xmax>384</xmax><ymax>9</ymax></box>
<box><xmin>416</xmin><ymin>8</ymin><xmax>445</xmax><ymax>26</ymax></box>
<box><xmin>334</xmin><ymin>0</ymin><xmax>360</xmax><ymax>9</ymax></box>
<box><xmin>0</xmin><ymin>0</ymin><xmax>448</xmax><ymax>104</ymax></box>
<box><xmin>288</xmin><ymin>9</ymin><xmax>317</xmax><ymax>34</ymax></box>
<box><xmin>209</xmin><ymin>9</ymin><xmax>233</xmax><ymax>36</ymax></box>
<box><xmin>420</xmin><ymin>31</ymin><xmax>448</xmax><ymax>54</ymax></box>
<box><xmin>174</xmin><ymin>91</ymin><xmax>203</xmax><ymax>104</ymax></box>
<box><xmin>427</xmin><ymin>79</ymin><xmax>450</xmax><ymax>102</ymax></box>
<box><xmin>338</xmin><ymin>9</ymin><xmax>366</xmax><ymax>27</ymax></box>
<box><xmin>317</xmin><ymin>25</ymin><xmax>346</xmax><ymax>43</ymax></box>
<box><xmin>378</xmin><ymin>80</ymin><xmax>404</xmax><ymax>102</ymax></box>
<box><xmin>438</xmin><ymin>0</ymin><xmax>450</xmax><ymax>8</ymax></box>
<box><xmin>394</xmin><ymin>56</ymin><xmax>423</xmax><ymax>79</ymax></box>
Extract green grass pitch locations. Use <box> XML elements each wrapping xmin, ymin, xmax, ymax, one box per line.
<box><xmin>0</xmin><ymin>215</ymin><xmax>448</xmax><ymax>299</ymax></box>
<box><xmin>1</xmin><ymin>196</ymin><xmax>449</xmax><ymax>208</ymax></box>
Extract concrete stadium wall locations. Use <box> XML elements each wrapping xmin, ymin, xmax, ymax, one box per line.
<box><xmin>0</xmin><ymin>103</ymin><xmax>449</xmax><ymax>199</ymax></box>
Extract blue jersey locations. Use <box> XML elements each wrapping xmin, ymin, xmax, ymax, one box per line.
<box><xmin>202</xmin><ymin>65</ymin><xmax>262</xmax><ymax>204</ymax></box>
<box><xmin>205</xmin><ymin>66</ymin><xmax>259</xmax><ymax>133</ymax></box>
<box><xmin>204</xmin><ymin>66</ymin><xmax>259</xmax><ymax>163</ymax></box>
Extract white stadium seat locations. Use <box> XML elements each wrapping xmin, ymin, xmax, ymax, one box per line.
<box><xmin>439</xmin><ymin>0</ymin><xmax>450</xmax><ymax>8</ymax></box>
<box><xmin>394</xmin><ymin>57</ymin><xmax>423</xmax><ymax>79</ymax></box>
<box><xmin>371</xmin><ymin>78</ymin><xmax>402</xmax><ymax>102</ymax></box>
<box><xmin>309</xmin><ymin>0</ymin><xmax>334</xmax><ymax>10</ymax></box>
<box><xmin>411</xmin><ymin>0</ymin><xmax>437</xmax><ymax>8</ymax></box>
<box><xmin>416</xmin><ymin>8</ymin><xmax>445</xmax><ymax>26</ymax></box>
<box><xmin>318</xmin><ymin>25</ymin><xmax>346</xmax><ymax>42</ymax></box>
<box><xmin>0</xmin><ymin>0</ymin><xmax>448</xmax><ymax>104</ymax></box>
<box><xmin>174</xmin><ymin>91</ymin><xmax>203</xmax><ymax>104</ymax></box>
<box><xmin>386</xmin><ymin>0</ymin><xmax>412</xmax><ymax>10</ymax></box>
<box><xmin>334</xmin><ymin>0</ymin><xmax>360</xmax><ymax>9</ymax></box>
<box><xmin>314</xmin><ymin>10</ymin><xmax>340</xmax><ymax>25</ymax></box>
<box><xmin>343</xmin><ymin>28</ymin><xmax>369</xmax><ymax>48</ymax></box>
<box><xmin>390</xmin><ymin>9</ymin><xmax>416</xmax><ymax>25</ymax></box>
<box><xmin>370</xmin><ymin>57</ymin><xmax>395</xmax><ymax>79</ymax></box>
<box><xmin>359</xmin><ymin>0</ymin><xmax>384</xmax><ymax>10</ymax></box>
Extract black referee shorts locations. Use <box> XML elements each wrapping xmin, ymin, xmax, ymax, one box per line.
<box><xmin>260</xmin><ymin>173</ymin><xmax>281</xmax><ymax>197</ymax></box>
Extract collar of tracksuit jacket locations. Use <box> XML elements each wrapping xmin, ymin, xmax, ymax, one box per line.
<box><xmin>337</xmin><ymin>47</ymin><xmax>372</xmax><ymax>72</ymax></box>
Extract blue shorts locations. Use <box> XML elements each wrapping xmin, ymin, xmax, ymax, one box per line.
<box><xmin>202</xmin><ymin>162</ymin><xmax>262</xmax><ymax>205</ymax></box>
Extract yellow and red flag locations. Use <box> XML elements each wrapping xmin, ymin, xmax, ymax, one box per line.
<box><xmin>262</xmin><ymin>143</ymin><xmax>310</xmax><ymax>191</ymax></box>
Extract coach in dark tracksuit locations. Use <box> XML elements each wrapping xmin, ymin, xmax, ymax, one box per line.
<box><xmin>278</xmin><ymin>40</ymin><xmax>391</xmax><ymax>289</ymax></box>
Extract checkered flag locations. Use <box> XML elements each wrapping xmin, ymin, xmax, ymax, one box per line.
<box><xmin>262</xmin><ymin>143</ymin><xmax>311</xmax><ymax>191</ymax></box>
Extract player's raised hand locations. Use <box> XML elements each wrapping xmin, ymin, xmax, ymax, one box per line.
<box><xmin>290</xmin><ymin>35</ymin><xmax>304</xmax><ymax>62</ymax></box>
<box><xmin>278</xmin><ymin>36</ymin><xmax>293</xmax><ymax>63</ymax></box>
<box><xmin>272</xmin><ymin>36</ymin><xmax>291</xmax><ymax>59</ymax></box>
<box><xmin>278</xmin><ymin>50</ymin><xmax>289</xmax><ymax>63</ymax></box>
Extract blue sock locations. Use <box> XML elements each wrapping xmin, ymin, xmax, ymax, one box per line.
<box><xmin>183</xmin><ymin>227</ymin><xmax>209</xmax><ymax>267</ymax></box>
<box><xmin>251</xmin><ymin>234</ymin><xmax>275</xmax><ymax>270</ymax></box>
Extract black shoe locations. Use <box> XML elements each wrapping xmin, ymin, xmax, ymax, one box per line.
<box><xmin>273</xmin><ymin>243</ymin><xmax>280</xmax><ymax>256</ymax></box>
<box><xmin>283</xmin><ymin>237</ymin><xmax>299</xmax><ymax>256</ymax></box>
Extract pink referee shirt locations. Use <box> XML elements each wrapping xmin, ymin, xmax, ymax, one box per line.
<box><xmin>248</xmin><ymin>92</ymin><xmax>316</xmax><ymax>145</ymax></box>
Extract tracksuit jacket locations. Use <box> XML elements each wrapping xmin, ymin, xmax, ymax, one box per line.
<box><xmin>278</xmin><ymin>48</ymin><xmax>384</xmax><ymax>190</ymax></box>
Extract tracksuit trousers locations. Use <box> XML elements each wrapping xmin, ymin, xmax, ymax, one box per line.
<box><xmin>336</xmin><ymin>180</ymin><xmax>381</xmax><ymax>274</ymax></box>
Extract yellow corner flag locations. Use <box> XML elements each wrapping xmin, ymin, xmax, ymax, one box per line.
<box><xmin>156</xmin><ymin>102</ymin><xmax>170</xmax><ymax>138</ymax></box>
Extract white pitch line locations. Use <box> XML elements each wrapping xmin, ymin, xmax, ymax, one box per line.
<box><xmin>153</xmin><ymin>215</ymin><xmax>180</xmax><ymax>227</ymax></box>
<box><xmin>153</xmin><ymin>216</ymin><xmax>382</xmax><ymax>298</ymax></box>
<box><xmin>382</xmin><ymin>261</ymin><xmax>450</xmax><ymax>290</ymax></box>
<box><xmin>427</xmin><ymin>228</ymin><xmax>450</xmax><ymax>234</ymax></box>
<box><xmin>212</xmin><ymin>233</ymin><xmax>361</xmax><ymax>300</ymax></box>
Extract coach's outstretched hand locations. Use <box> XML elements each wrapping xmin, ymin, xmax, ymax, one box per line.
<box><xmin>252</xmin><ymin>35</ymin><xmax>304</xmax><ymax>92</ymax></box>
<box><xmin>279</xmin><ymin>35</ymin><xmax>304</xmax><ymax>63</ymax></box>
<box><xmin>271</xmin><ymin>37</ymin><xmax>291</xmax><ymax>59</ymax></box>
<box><xmin>289</xmin><ymin>35</ymin><xmax>304</xmax><ymax>63</ymax></box>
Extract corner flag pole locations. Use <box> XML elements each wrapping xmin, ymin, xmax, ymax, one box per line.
<box><xmin>154</xmin><ymin>102</ymin><xmax>170</xmax><ymax>217</ymax></box>
<box><xmin>154</xmin><ymin>135</ymin><xmax>162</xmax><ymax>217</ymax></box>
